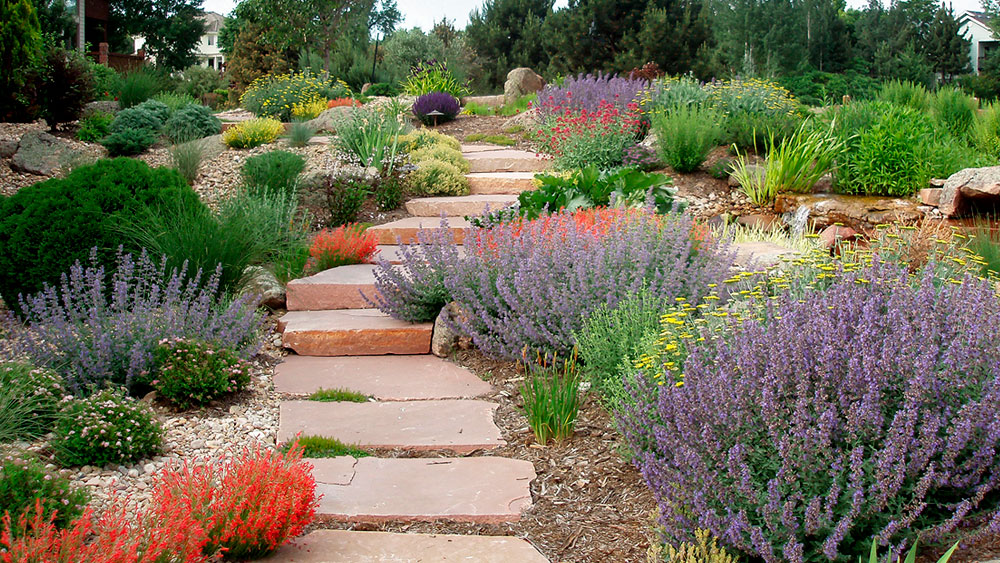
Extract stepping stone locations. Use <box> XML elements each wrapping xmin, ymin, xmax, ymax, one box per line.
<box><xmin>365</xmin><ymin>217</ymin><xmax>471</xmax><ymax>245</ymax></box>
<box><xmin>278</xmin><ymin>399</ymin><xmax>504</xmax><ymax>452</ymax></box>
<box><xmin>405</xmin><ymin>194</ymin><xmax>519</xmax><ymax>217</ymax></box>
<box><xmin>268</xmin><ymin>530</ymin><xmax>548</xmax><ymax>562</ymax></box>
<box><xmin>467</xmin><ymin>172</ymin><xmax>538</xmax><ymax>195</ymax></box>
<box><xmin>464</xmin><ymin>149</ymin><xmax>549</xmax><ymax>173</ymax></box>
<box><xmin>310</xmin><ymin>456</ymin><xmax>535</xmax><ymax>522</ymax></box>
<box><xmin>374</xmin><ymin>245</ymin><xmax>467</xmax><ymax>265</ymax></box>
<box><xmin>286</xmin><ymin>264</ymin><xmax>379</xmax><ymax>311</ymax></box>
<box><xmin>461</xmin><ymin>143</ymin><xmax>513</xmax><ymax>153</ymax></box>
<box><xmin>274</xmin><ymin>355</ymin><xmax>491</xmax><ymax>400</ymax></box>
<box><xmin>278</xmin><ymin>309</ymin><xmax>432</xmax><ymax>356</ymax></box>
<box><xmin>732</xmin><ymin>241</ymin><xmax>799</xmax><ymax>268</ymax></box>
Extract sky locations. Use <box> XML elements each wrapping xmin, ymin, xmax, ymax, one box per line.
<box><xmin>201</xmin><ymin>0</ymin><xmax>983</xmax><ymax>31</ymax></box>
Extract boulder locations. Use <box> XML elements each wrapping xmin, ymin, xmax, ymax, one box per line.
<box><xmin>818</xmin><ymin>225</ymin><xmax>857</xmax><ymax>249</ymax></box>
<box><xmin>939</xmin><ymin>166</ymin><xmax>1000</xmax><ymax>217</ymax></box>
<box><xmin>503</xmin><ymin>108</ymin><xmax>539</xmax><ymax>130</ymax></box>
<box><xmin>10</xmin><ymin>131</ymin><xmax>85</xmax><ymax>176</ymax></box>
<box><xmin>504</xmin><ymin>68</ymin><xmax>545</xmax><ymax>104</ymax></box>
<box><xmin>774</xmin><ymin>193</ymin><xmax>923</xmax><ymax>231</ymax></box>
<box><xmin>83</xmin><ymin>100</ymin><xmax>120</xmax><ymax>116</ymax></box>
<box><xmin>431</xmin><ymin>302</ymin><xmax>469</xmax><ymax>358</ymax></box>
<box><xmin>919</xmin><ymin>188</ymin><xmax>942</xmax><ymax>207</ymax></box>
<box><xmin>243</xmin><ymin>266</ymin><xmax>286</xmax><ymax>310</ymax></box>
<box><xmin>0</xmin><ymin>139</ymin><xmax>17</xmax><ymax>159</ymax></box>
<box><xmin>305</xmin><ymin>106</ymin><xmax>353</xmax><ymax>133</ymax></box>
<box><xmin>737</xmin><ymin>213</ymin><xmax>781</xmax><ymax>230</ymax></box>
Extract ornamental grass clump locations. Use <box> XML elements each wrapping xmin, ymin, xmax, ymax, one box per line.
<box><xmin>651</xmin><ymin>106</ymin><xmax>723</xmax><ymax>173</ymax></box>
<box><xmin>223</xmin><ymin>118</ymin><xmax>284</xmax><ymax>149</ymax></box>
<box><xmin>520</xmin><ymin>353</ymin><xmax>582</xmax><ymax>445</ymax></box>
<box><xmin>619</xmin><ymin>263</ymin><xmax>1000</xmax><ymax>562</ymax></box>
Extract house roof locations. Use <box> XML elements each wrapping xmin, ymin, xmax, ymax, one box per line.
<box><xmin>961</xmin><ymin>10</ymin><xmax>993</xmax><ymax>30</ymax></box>
<box><xmin>199</xmin><ymin>11</ymin><xmax>225</xmax><ymax>32</ymax></box>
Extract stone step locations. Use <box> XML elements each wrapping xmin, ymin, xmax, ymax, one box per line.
<box><xmin>467</xmin><ymin>172</ymin><xmax>537</xmax><ymax>195</ymax></box>
<box><xmin>366</xmin><ymin>217</ymin><xmax>471</xmax><ymax>245</ymax></box>
<box><xmin>286</xmin><ymin>264</ymin><xmax>378</xmax><ymax>311</ymax></box>
<box><xmin>732</xmin><ymin>241</ymin><xmax>800</xmax><ymax>269</ymax></box>
<box><xmin>275</xmin><ymin>355</ymin><xmax>491</xmax><ymax>400</ymax></box>
<box><xmin>461</xmin><ymin>144</ymin><xmax>513</xmax><ymax>154</ymax></box>
<box><xmin>267</xmin><ymin>530</ymin><xmax>548</xmax><ymax>562</ymax></box>
<box><xmin>310</xmin><ymin>456</ymin><xmax>535</xmax><ymax>523</ymax></box>
<box><xmin>405</xmin><ymin>194</ymin><xmax>519</xmax><ymax>217</ymax></box>
<box><xmin>464</xmin><ymin>149</ymin><xmax>549</xmax><ymax>173</ymax></box>
<box><xmin>374</xmin><ymin>245</ymin><xmax>467</xmax><ymax>265</ymax></box>
<box><xmin>278</xmin><ymin>309</ymin><xmax>432</xmax><ymax>356</ymax></box>
<box><xmin>278</xmin><ymin>399</ymin><xmax>504</xmax><ymax>452</ymax></box>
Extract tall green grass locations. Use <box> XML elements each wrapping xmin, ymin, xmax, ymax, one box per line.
<box><xmin>878</xmin><ymin>80</ymin><xmax>931</xmax><ymax>113</ymax></box>
<box><xmin>116</xmin><ymin>68</ymin><xmax>162</xmax><ymax>109</ymax></box>
<box><xmin>170</xmin><ymin>138</ymin><xmax>207</xmax><ymax>185</ymax></box>
<box><xmin>932</xmin><ymin>86</ymin><xmax>978</xmax><ymax>139</ymax></box>
<box><xmin>520</xmin><ymin>353</ymin><xmax>582</xmax><ymax>446</ymax></box>
<box><xmin>652</xmin><ymin>106</ymin><xmax>723</xmax><ymax>173</ymax></box>
<box><xmin>731</xmin><ymin>123</ymin><xmax>842</xmax><ymax>205</ymax></box>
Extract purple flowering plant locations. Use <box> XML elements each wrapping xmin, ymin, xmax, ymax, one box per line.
<box><xmin>412</xmin><ymin>91</ymin><xmax>461</xmax><ymax>126</ymax></box>
<box><xmin>7</xmin><ymin>248</ymin><xmax>264</xmax><ymax>396</ymax></box>
<box><xmin>619</xmin><ymin>263</ymin><xmax>1000</xmax><ymax>562</ymax></box>
<box><xmin>534</xmin><ymin>72</ymin><xmax>651</xmax><ymax>118</ymax></box>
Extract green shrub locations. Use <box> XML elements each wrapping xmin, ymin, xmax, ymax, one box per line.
<box><xmin>408</xmin><ymin>144</ymin><xmax>469</xmax><ymax>173</ymax></box>
<box><xmin>115</xmin><ymin>67</ymin><xmax>162</xmax><ymax>108</ymax></box>
<box><xmin>778</xmin><ymin>70</ymin><xmax>880</xmax><ymax>105</ymax></box>
<box><xmin>333</xmin><ymin>106</ymin><xmax>409</xmax><ymax>175</ymax></box>
<box><xmin>222</xmin><ymin>117</ymin><xmax>284</xmax><ymax>148</ymax></box>
<box><xmin>645</xmin><ymin>75</ymin><xmax>708</xmax><ymax>112</ymax></box>
<box><xmin>878</xmin><ymin>79</ymin><xmax>931</xmax><ymax>112</ymax></box>
<box><xmin>153</xmin><ymin>338</ymin><xmax>252</xmax><ymax>409</ymax></box>
<box><xmin>0</xmin><ymin>158</ymin><xmax>199</xmax><ymax>309</ymax></box>
<box><xmin>110</xmin><ymin>106</ymin><xmax>162</xmax><ymax>135</ymax></box>
<box><xmin>35</xmin><ymin>46</ymin><xmax>96</xmax><ymax>129</ymax></box>
<box><xmin>724</xmin><ymin>111</ymin><xmax>801</xmax><ymax>152</ymax></box>
<box><xmin>242</xmin><ymin>150</ymin><xmax>306</xmax><ymax>197</ymax></box>
<box><xmin>273</xmin><ymin>243</ymin><xmax>311</xmax><ymax>285</ymax></box>
<box><xmin>652</xmin><ymin>106</ymin><xmax>722</xmax><ymax>173</ymax></box>
<box><xmin>240</xmin><ymin>71</ymin><xmax>328</xmax><ymax>121</ymax></box>
<box><xmin>0</xmin><ymin>456</ymin><xmax>89</xmax><ymax>537</ymax></box>
<box><xmin>88</xmin><ymin>61</ymin><xmax>118</xmax><ymax>99</ymax></box>
<box><xmin>398</xmin><ymin>129</ymin><xmax>461</xmax><ymax>152</ymax></box>
<box><xmin>401</xmin><ymin>60</ymin><xmax>470</xmax><ymax>98</ymax></box>
<box><xmin>933</xmin><ymin>86</ymin><xmax>978</xmax><ymax>139</ymax></box>
<box><xmin>177</xmin><ymin>64</ymin><xmax>226</xmax><ymax>99</ymax></box>
<box><xmin>308</xmin><ymin>173</ymin><xmax>369</xmax><ymax>226</ymax></box>
<box><xmin>170</xmin><ymin>138</ymin><xmax>207</xmax><ymax>185</ymax></box>
<box><xmin>287</xmin><ymin>120</ymin><xmax>316</xmax><ymax>148</ymax></box>
<box><xmin>51</xmin><ymin>388</ymin><xmax>162</xmax><ymax>466</ymax></box>
<box><xmin>0</xmin><ymin>362</ymin><xmax>66</xmax><ymax>443</ymax></box>
<box><xmin>956</xmin><ymin>72</ymin><xmax>1000</xmax><ymax>102</ymax></box>
<box><xmin>75</xmin><ymin>110</ymin><xmax>114</xmax><ymax>142</ymax></box>
<box><xmin>365</xmin><ymin>82</ymin><xmax>399</xmax><ymax>97</ymax></box>
<box><xmin>520</xmin><ymin>356</ymin><xmax>581</xmax><ymax>446</ymax></box>
<box><xmin>973</xmin><ymin>102</ymin><xmax>1000</xmax><ymax>157</ymax></box>
<box><xmin>101</xmin><ymin>127</ymin><xmax>157</xmax><ymax>156</ymax></box>
<box><xmin>163</xmin><ymin>103</ymin><xmax>221</xmax><ymax>143</ymax></box>
<box><xmin>404</xmin><ymin>158</ymin><xmax>468</xmax><ymax>196</ymax></box>
<box><xmin>152</xmin><ymin>91</ymin><xmax>198</xmax><ymax>112</ymax></box>
<box><xmin>134</xmin><ymin>98</ymin><xmax>170</xmax><ymax>124</ymax></box>
<box><xmin>375</xmin><ymin>174</ymin><xmax>403</xmax><ymax>211</ymax></box>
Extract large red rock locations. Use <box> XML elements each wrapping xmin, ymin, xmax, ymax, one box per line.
<box><xmin>278</xmin><ymin>309</ymin><xmax>432</xmax><ymax>356</ymax></box>
<box><xmin>268</xmin><ymin>530</ymin><xmax>549</xmax><ymax>562</ymax></box>
<box><xmin>365</xmin><ymin>217</ymin><xmax>471</xmax><ymax>245</ymax></box>
<box><xmin>278</xmin><ymin>399</ymin><xmax>504</xmax><ymax>452</ymax></box>
<box><xmin>939</xmin><ymin>166</ymin><xmax>1000</xmax><ymax>217</ymax></box>
<box><xmin>310</xmin><ymin>456</ymin><xmax>535</xmax><ymax>522</ymax></box>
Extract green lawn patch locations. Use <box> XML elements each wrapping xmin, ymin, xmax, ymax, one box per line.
<box><xmin>285</xmin><ymin>435</ymin><xmax>371</xmax><ymax>458</ymax></box>
<box><xmin>465</xmin><ymin>133</ymin><xmax>516</xmax><ymax>146</ymax></box>
<box><xmin>308</xmin><ymin>387</ymin><xmax>369</xmax><ymax>402</ymax></box>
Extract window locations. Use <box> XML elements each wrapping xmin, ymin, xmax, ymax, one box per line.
<box><xmin>207</xmin><ymin>35</ymin><xmax>214</xmax><ymax>46</ymax></box>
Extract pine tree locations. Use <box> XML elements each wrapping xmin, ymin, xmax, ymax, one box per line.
<box><xmin>0</xmin><ymin>0</ymin><xmax>42</xmax><ymax>120</ymax></box>
<box><xmin>926</xmin><ymin>3</ymin><xmax>970</xmax><ymax>80</ymax></box>
<box><xmin>465</xmin><ymin>0</ymin><xmax>553</xmax><ymax>88</ymax></box>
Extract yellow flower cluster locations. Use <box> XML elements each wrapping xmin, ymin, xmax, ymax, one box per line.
<box><xmin>240</xmin><ymin>71</ymin><xmax>344</xmax><ymax>121</ymax></box>
<box><xmin>222</xmin><ymin>118</ymin><xmax>284</xmax><ymax>149</ymax></box>
<box><xmin>704</xmin><ymin>78</ymin><xmax>799</xmax><ymax>117</ymax></box>
<box><xmin>290</xmin><ymin>96</ymin><xmax>328</xmax><ymax>120</ymax></box>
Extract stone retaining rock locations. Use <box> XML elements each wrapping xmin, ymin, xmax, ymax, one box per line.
<box><xmin>504</xmin><ymin>68</ymin><xmax>545</xmax><ymax>104</ymax></box>
<box><xmin>939</xmin><ymin>166</ymin><xmax>1000</xmax><ymax>217</ymax></box>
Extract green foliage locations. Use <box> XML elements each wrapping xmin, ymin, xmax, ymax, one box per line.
<box><xmin>878</xmin><ymin>80</ymin><xmax>931</xmax><ymax>113</ymax></box>
<box><xmin>52</xmin><ymin>388</ymin><xmax>162</xmax><ymax>466</ymax></box>
<box><xmin>966</xmin><ymin>222</ymin><xmax>1000</xmax><ymax>278</ymax></box>
<box><xmin>520</xmin><ymin>355</ymin><xmax>582</xmax><ymax>446</ymax></box>
<box><xmin>926</xmin><ymin>4</ymin><xmax>970</xmax><ymax>79</ymax></box>
<box><xmin>464</xmin><ymin>0</ymin><xmax>552</xmax><ymax>88</ymax></box>
<box><xmin>574</xmin><ymin>290</ymin><xmax>672</xmax><ymax>406</ymax></box>
<box><xmin>273</xmin><ymin>243</ymin><xmax>311</xmax><ymax>285</ymax></box>
<box><xmin>398</xmin><ymin>129</ymin><xmax>462</xmax><ymax>152</ymax></box>
<box><xmin>177</xmin><ymin>64</ymin><xmax>227</xmax><ymax>98</ymax></box>
<box><xmin>115</xmin><ymin>67</ymin><xmax>162</xmax><ymax>109</ymax></box>
<box><xmin>0</xmin><ymin>0</ymin><xmax>42</xmax><ymax>120</ymax></box>
<box><xmin>0</xmin><ymin>158</ymin><xmax>199</xmax><ymax>310</ymax></box>
<box><xmin>645</xmin><ymin>76</ymin><xmax>708</xmax><ymax>111</ymax></box>
<box><xmin>169</xmin><ymin>138</ymin><xmax>207</xmax><ymax>185</ymax></box>
<box><xmin>307</xmin><ymin>388</ymin><xmax>368</xmax><ymax>402</ymax></box>
<box><xmin>307</xmin><ymin>173</ymin><xmax>369</xmax><ymax>227</ymax></box>
<box><xmin>464</xmin><ymin>133</ymin><xmax>516</xmax><ymax>146</ymax></box>
<box><xmin>111</xmin><ymin>0</ymin><xmax>205</xmax><ymax>70</ymax></box>
<box><xmin>778</xmin><ymin>70</ymin><xmax>880</xmax><ymax>105</ymax></box>
<box><xmin>724</xmin><ymin>111</ymin><xmax>801</xmax><ymax>153</ymax></box>
<box><xmin>861</xmin><ymin>539</ymin><xmax>958</xmax><ymax>563</ymax></box>
<box><xmin>35</xmin><ymin>45</ymin><xmax>96</xmax><ymax>129</ymax></box>
<box><xmin>932</xmin><ymin>86</ymin><xmax>978</xmax><ymax>139</ymax></box>
<box><xmin>153</xmin><ymin>338</ymin><xmax>252</xmax><ymax>409</ymax></box>
<box><xmin>76</xmin><ymin>111</ymin><xmax>114</xmax><ymax>142</ymax></box>
<box><xmin>287</xmin><ymin>120</ymin><xmax>317</xmax><ymax>148</ymax></box>
<box><xmin>652</xmin><ymin>106</ymin><xmax>722</xmax><ymax>173</ymax></box>
<box><xmin>152</xmin><ymin>91</ymin><xmax>198</xmax><ymax>112</ymax></box>
<box><xmin>365</xmin><ymin>82</ymin><xmax>399</xmax><ymax>97</ymax></box>
<box><xmin>240</xmin><ymin>71</ymin><xmax>329</xmax><ymax>121</ymax></box>
<box><xmin>110</xmin><ymin>106</ymin><xmax>163</xmax><ymax>135</ymax></box>
<box><xmin>375</xmin><ymin>174</ymin><xmax>403</xmax><ymax>211</ymax></box>
<box><xmin>287</xmin><ymin>435</ymin><xmax>370</xmax><ymax>458</ymax></box>
<box><xmin>119</xmin><ymin>189</ymin><xmax>309</xmax><ymax>296</ymax></box>
<box><xmin>0</xmin><ymin>456</ymin><xmax>89</xmax><ymax>537</ymax></box>
<box><xmin>404</xmin><ymin>159</ymin><xmax>469</xmax><ymax>196</ymax></box>
<box><xmin>408</xmin><ymin>144</ymin><xmax>469</xmax><ymax>173</ymax></box>
<box><xmin>164</xmin><ymin>103</ymin><xmax>221</xmax><ymax>143</ymax></box>
<box><xmin>101</xmin><ymin>127</ymin><xmax>157</xmax><ymax>156</ymax></box>
<box><xmin>707</xmin><ymin>158</ymin><xmax>733</xmax><ymax>179</ymax></box>
<box><xmin>401</xmin><ymin>60</ymin><xmax>470</xmax><ymax>98</ymax></box>
<box><xmin>242</xmin><ymin>150</ymin><xmax>306</xmax><ymax>197</ymax></box>
<box><xmin>0</xmin><ymin>362</ymin><xmax>66</xmax><ymax>443</ymax></box>
<box><xmin>134</xmin><ymin>98</ymin><xmax>171</xmax><ymax>124</ymax></box>
<box><xmin>87</xmin><ymin>61</ymin><xmax>119</xmax><ymax>99</ymax></box>
<box><xmin>973</xmin><ymin>102</ymin><xmax>1000</xmax><ymax>158</ymax></box>
<box><xmin>333</xmin><ymin>106</ymin><xmax>409</xmax><ymax>175</ymax></box>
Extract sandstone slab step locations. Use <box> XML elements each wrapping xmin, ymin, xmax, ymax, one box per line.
<box><xmin>374</xmin><ymin>245</ymin><xmax>467</xmax><ymax>264</ymax></box>
<box><xmin>286</xmin><ymin>264</ymin><xmax>378</xmax><ymax>311</ymax></box>
<box><xmin>267</xmin><ymin>530</ymin><xmax>548</xmax><ymax>562</ymax></box>
<box><xmin>366</xmin><ymin>217</ymin><xmax>471</xmax><ymax>245</ymax></box>
<box><xmin>461</xmin><ymin>144</ymin><xmax>512</xmax><ymax>154</ymax></box>
<box><xmin>275</xmin><ymin>355</ymin><xmax>491</xmax><ymax>400</ymax></box>
<box><xmin>468</xmin><ymin>172</ymin><xmax>537</xmax><ymax>194</ymax></box>
<box><xmin>310</xmin><ymin>456</ymin><xmax>534</xmax><ymax>522</ymax></box>
<box><xmin>278</xmin><ymin>309</ymin><xmax>431</xmax><ymax>356</ymax></box>
<box><xmin>732</xmin><ymin>241</ymin><xmax>800</xmax><ymax>268</ymax></box>
<box><xmin>405</xmin><ymin>194</ymin><xmax>518</xmax><ymax>217</ymax></box>
<box><xmin>278</xmin><ymin>399</ymin><xmax>504</xmax><ymax>451</ymax></box>
<box><xmin>464</xmin><ymin>150</ymin><xmax>549</xmax><ymax>173</ymax></box>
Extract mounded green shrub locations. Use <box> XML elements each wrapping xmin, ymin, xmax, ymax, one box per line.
<box><xmin>110</xmin><ymin>106</ymin><xmax>162</xmax><ymax>135</ymax></box>
<box><xmin>241</xmin><ymin>150</ymin><xmax>306</xmax><ymax>197</ymax></box>
<box><xmin>101</xmin><ymin>127</ymin><xmax>157</xmax><ymax>156</ymax></box>
<box><xmin>398</xmin><ymin>129</ymin><xmax>461</xmax><ymax>152</ymax></box>
<box><xmin>134</xmin><ymin>99</ymin><xmax>171</xmax><ymax>124</ymax></box>
<box><xmin>164</xmin><ymin>103</ymin><xmax>222</xmax><ymax>143</ymax></box>
<box><xmin>0</xmin><ymin>456</ymin><xmax>89</xmax><ymax>537</ymax></box>
<box><xmin>403</xmin><ymin>158</ymin><xmax>469</xmax><ymax>196</ymax></box>
<box><xmin>51</xmin><ymin>388</ymin><xmax>162</xmax><ymax>466</ymax></box>
<box><xmin>0</xmin><ymin>158</ymin><xmax>200</xmax><ymax>310</ymax></box>
<box><xmin>408</xmin><ymin>144</ymin><xmax>469</xmax><ymax>173</ymax></box>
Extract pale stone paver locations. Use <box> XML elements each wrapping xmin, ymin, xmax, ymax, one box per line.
<box><xmin>365</xmin><ymin>217</ymin><xmax>472</xmax><ymax>245</ymax></box>
<box><xmin>460</xmin><ymin>143</ymin><xmax>512</xmax><ymax>153</ymax></box>
<box><xmin>268</xmin><ymin>529</ymin><xmax>549</xmax><ymax>562</ymax></box>
<box><xmin>278</xmin><ymin>400</ymin><xmax>504</xmax><ymax>452</ymax></box>
<box><xmin>311</xmin><ymin>457</ymin><xmax>534</xmax><ymax>522</ymax></box>
<box><xmin>373</xmin><ymin>245</ymin><xmax>467</xmax><ymax>264</ymax></box>
<box><xmin>279</xmin><ymin>309</ymin><xmax>432</xmax><ymax>356</ymax></box>
<box><xmin>467</xmin><ymin>172</ymin><xmax>538</xmax><ymax>194</ymax></box>
<box><xmin>732</xmin><ymin>241</ymin><xmax>800</xmax><ymax>268</ymax></box>
<box><xmin>464</xmin><ymin>149</ymin><xmax>549</xmax><ymax>173</ymax></box>
<box><xmin>286</xmin><ymin>264</ymin><xmax>379</xmax><ymax>311</ymax></box>
<box><xmin>405</xmin><ymin>194</ymin><xmax>519</xmax><ymax>217</ymax></box>
<box><xmin>274</xmin><ymin>355</ymin><xmax>491</xmax><ymax>400</ymax></box>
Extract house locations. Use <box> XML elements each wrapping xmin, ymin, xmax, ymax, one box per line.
<box><xmin>133</xmin><ymin>11</ymin><xmax>226</xmax><ymax>69</ymax></box>
<box><xmin>959</xmin><ymin>10</ymin><xmax>997</xmax><ymax>74</ymax></box>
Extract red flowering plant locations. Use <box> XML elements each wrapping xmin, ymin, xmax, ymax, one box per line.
<box><xmin>148</xmin><ymin>442</ymin><xmax>318</xmax><ymax>560</ymax></box>
<box><xmin>327</xmin><ymin>97</ymin><xmax>360</xmax><ymax>108</ymax></box>
<box><xmin>0</xmin><ymin>502</ymin><xmax>91</xmax><ymax>563</ymax></box>
<box><xmin>306</xmin><ymin>224</ymin><xmax>379</xmax><ymax>274</ymax></box>
<box><xmin>534</xmin><ymin>99</ymin><xmax>644</xmax><ymax>170</ymax></box>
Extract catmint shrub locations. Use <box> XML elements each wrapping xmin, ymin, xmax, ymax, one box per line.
<box><xmin>52</xmin><ymin>389</ymin><xmax>162</xmax><ymax>467</ymax></box>
<box><xmin>153</xmin><ymin>338</ymin><xmax>252</xmax><ymax>410</ymax></box>
<box><xmin>620</xmin><ymin>264</ymin><xmax>1000</xmax><ymax>562</ymax></box>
